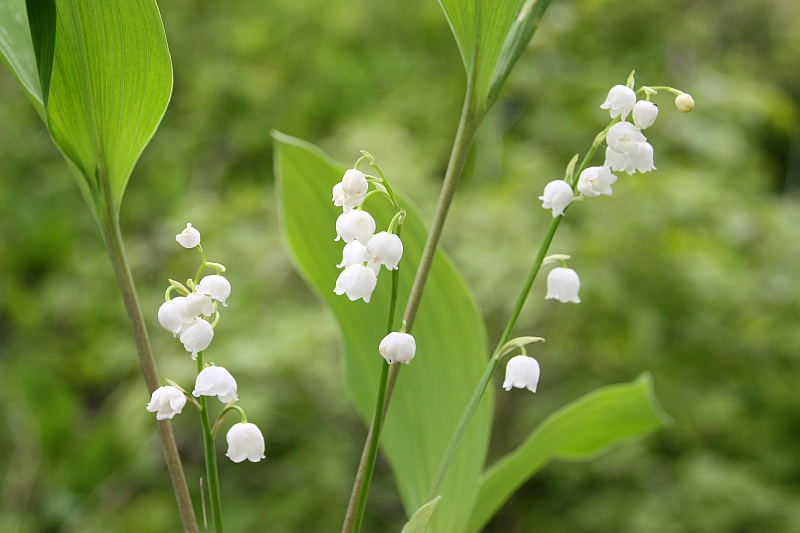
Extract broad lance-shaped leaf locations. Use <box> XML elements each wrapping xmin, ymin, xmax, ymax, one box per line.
<box><xmin>0</xmin><ymin>0</ymin><xmax>45</xmax><ymax>117</ymax></box>
<box><xmin>273</xmin><ymin>132</ymin><xmax>492</xmax><ymax>533</ymax></box>
<box><xmin>466</xmin><ymin>373</ymin><xmax>669</xmax><ymax>533</ymax></box>
<box><xmin>43</xmin><ymin>0</ymin><xmax>172</xmax><ymax>218</ymax></box>
<box><xmin>437</xmin><ymin>0</ymin><xmax>554</xmax><ymax>113</ymax></box>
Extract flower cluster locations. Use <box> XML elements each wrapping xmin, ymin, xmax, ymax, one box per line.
<box><xmin>331</xmin><ymin>160</ymin><xmax>405</xmax><ymax>303</ymax></box>
<box><xmin>539</xmin><ymin>77</ymin><xmax>693</xmax><ymax>219</ymax></box>
<box><xmin>146</xmin><ymin>224</ymin><xmax>265</xmax><ymax>463</ymax></box>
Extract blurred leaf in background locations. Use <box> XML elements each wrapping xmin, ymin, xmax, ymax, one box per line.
<box><xmin>1</xmin><ymin>0</ymin><xmax>799</xmax><ymax>531</ymax></box>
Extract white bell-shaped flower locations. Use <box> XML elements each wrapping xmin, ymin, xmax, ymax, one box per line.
<box><xmin>336</xmin><ymin>241</ymin><xmax>368</xmax><ymax>269</ymax></box>
<box><xmin>146</xmin><ymin>385</ymin><xmax>187</xmax><ymax>420</ymax></box>
<box><xmin>197</xmin><ymin>275</ymin><xmax>232</xmax><ymax>306</ymax></box>
<box><xmin>158</xmin><ymin>297</ymin><xmax>193</xmax><ymax>336</ymax></box>
<box><xmin>606</xmin><ymin>122</ymin><xmax>647</xmax><ymax>156</ymax></box>
<box><xmin>341</xmin><ymin>169</ymin><xmax>368</xmax><ymax>198</ymax></box>
<box><xmin>226</xmin><ymin>422</ymin><xmax>266</xmax><ymax>463</ymax></box>
<box><xmin>600</xmin><ymin>85</ymin><xmax>636</xmax><ymax>120</ymax></box>
<box><xmin>332</xmin><ymin>182</ymin><xmax>346</xmax><ymax>208</ymax></box>
<box><xmin>334</xmin><ymin>264</ymin><xmax>378</xmax><ymax>303</ymax></box>
<box><xmin>335</xmin><ymin>210</ymin><xmax>376</xmax><ymax>245</ymax></box>
<box><xmin>193</xmin><ymin>366</ymin><xmax>238</xmax><ymax>403</ymax></box>
<box><xmin>539</xmin><ymin>180</ymin><xmax>574</xmax><ymax>217</ymax></box>
<box><xmin>577</xmin><ymin>166</ymin><xmax>618</xmax><ymax>198</ymax></box>
<box><xmin>185</xmin><ymin>292</ymin><xmax>214</xmax><ymax>317</ymax></box>
<box><xmin>366</xmin><ymin>232</ymin><xmax>403</xmax><ymax>271</ymax></box>
<box><xmin>502</xmin><ymin>355</ymin><xmax>541</xmax><ymax>393</ymax></box>
<box><xmin>179</xmin><ymin>318</ymin><xmax>214</xmax><ymax>358</ymax></box>
<box><xmin>546</xmin><ymin>267</ymin><xmax>581</xmax><ymax>303</ymax></box>
<box><xmin>632</xmin><ymin>100</ymin><xmax>658</xmax><ymax>129</ymax></box>
<box><xmin>675</xmin><ymin>93</ymin><xmax>694</xmax><ymax>112</ymax></box>
<box><xmin>634</xmin><ymin>142</ymin><xmax>656</xmax><ymax>173</ymax></box>
<box><xmin>176</xmin><ymin>223</ymin><xmax>201</xmax><ymax>248</ymax></box>
<box><xmin>379</xmin><ymin>332</ymin><xmax>416</xmax><ymax>364</ymax></box>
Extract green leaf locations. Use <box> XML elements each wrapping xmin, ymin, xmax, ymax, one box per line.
<box><xmin>273</xmin><ymin>131</ymin><xmax>492</xmax><ymax>533</ymax></box>
<box><xmin>25</xmin><ymin>0</ymin><xmax>56</xmax><ymax>108</ymax></box>
<box><xmin>0</xmin><ymin>0</ymin><xmax>45</xmax><ymax>117</ymax></box>
<box><xmin>45</xmin><ymin>0</ymin><xmax>173</xmax><ymax>217</ymax></box>
<box><xmin>467</xmin><ymin>373</ymin><xmax>669</xmax><ymax>533</ymax></box>
<box><xmin>401</xmin><ymin>496</ymin><xmax>443</xmax><ymax>533</ymax></box>
<box><xmin>437</xmin><ymin>0</ymin><xmax>554</xmax><ymax>112</ymax></box>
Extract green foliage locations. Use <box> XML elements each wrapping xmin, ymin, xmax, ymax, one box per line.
<box><xmin>401</xmin><ymin>496</ymin><xmax>442</xmax><ymax>533</ymax></box>
<box><xmin>1</xmin><ymin>0</ymin><xmax>173</xmax><ymax>219</ymax></box>
<box><xmin>438</xmin><ymin>0</ymin><xmax>554</xmax><ymax>111</ymax></box>
<box><xmin>273</xmin><ymin>132</ymin><xmax>491</xmax><ymax>533</ymax></box>
<box><xmin>469</xmin><ymin>374</ymin><xmax>667</xmax><ymax>532</ymax></box>
<box><xmin>1</xmin><ymin>0</ymin><xmax>800</xmax><ymax>531</ymax></box>
<box><xmin>0</xmin><ymin>0</ymin><xmax>44</xmax><ymax>116</ymax></box>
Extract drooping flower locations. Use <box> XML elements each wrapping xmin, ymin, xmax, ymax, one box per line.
<box><xmin>193</xmin><ymin>366</ymin><xmax>238</xmax><ymax>403</ymax></box>
<box><xmin>632</xmin><ymin>100</ymin><xmax>658</xmax><ymax>129</ymax></box>
<box><xmin>176</xmin><ymin>223</ymin><xmax>201</xmax><ymax>248</ymax></box>
<box><xmin>604</xmin><ymin>122</ymin><xmax>655</xmax><ymax>175</ymax></box>
<box><xmin>577</xmin><ymin>166</ymin><xmax>618</xmax><ymax>198</ymax></box>
<box><xmin>185</xmin><ymin>292</ymin><xmax>214</xmax><ymax>317</ymax></box>
<box><xmin>341</xmin><ymin>169</ymin><xmax>368</xmax><ymax>200</ymax></box>
<box><xmin>335</xmin><ymin>210</ymin><xmax>376</xmax><ymax>245</ymax></box>
<box><xmin>502</xmin><ymin>355</ymin><xmax>541</xmax><ymax>393</ymax></box>
<box><xmin>337</xmin><ymin>240</ymin><xmax>368</xmax><ymax>269</ymax></box>
<box><xmin>545</xmin><ymin>267</ymin><xmax>581</xmax><ymax>303</ymax></box>
<box><xmin>197</xmin><ymin>275</ymin><xmax>232</xmax><ymax>306</ymax></box>
<box><xmin>379</xmin><ymin>332</ymin><xmax>416</xmax><ymax>364</ymax></box>
<box><xmin>158</xmin><ymin>297</ymin><xmax>193</xmax><ymax>336</ymax></box>
<box><xmin>146</xmin><ymin>386</ymin><xmax>187</xmax><ymax>420</ymax></box>
<box><xmin>334</xmin><ymin>264</ymin><xmax>378</xmax><ymax>303</ymax></box>
<box><xmin>606</xmin><ymin>121</ymin><xmax>647</xmax><ymax>156</ymax></box>
<box><xmin>539</xmin><ymin>180</ymin><xmax>574</xmax><ymax>217</ymax></box>
<box><xmin>600</xmin><ymin>85</ymin><xmax>636</xmax><ymax>120</ymax></box>
<box><xmin>226</xmin><ymin>422</ymin><xmax>266</xmax><ymax>463</ymax></box>
<box><xmin>180</xmin><ymin>318</ymin><xmax>214</xmax><ymax>358</ymax></box>
<box><xmin>365</xmin><ymin>232</ymin><xmax>403</xmax><ymax>271</ymax></box>
<box><xmin>675</xmin><ymin>93</ymin><xmax>695</xmax><ymax>112</ymax></box>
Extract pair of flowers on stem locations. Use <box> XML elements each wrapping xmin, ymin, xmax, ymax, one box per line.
<box><xmin>147</xmin><ymin>223</ymin><xmax>265</xmax><ymax>463</ymax></box>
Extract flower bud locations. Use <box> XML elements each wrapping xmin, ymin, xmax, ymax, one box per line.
<box><xmin>366</xmin><ymin>232</ymin><xmax>403</xmax><ymax>271</ymax></box>
<box><xmin>632</xmin><ymin>100</ymin><xmax>658</xmax><ymax>129</ymax></box>
<box><xmin>335</xmin><ymin>210</ymin><xmax>376</xmax><ymax>245</ymax></box>
<box><xmin>577</xmin><ymin>166</ymin><xmax>617</xmax><ymax>198</ymax></box>
<box><xmin>146</xmin><ymin>385</ymin><xmax>187</xmax><ymax>420</ymax></box>
<box><xmin>226</xmin><ymin>422</ymin><xmax>266</xmax><ymax>463</ymax></box>
<box><xmin>502</xmin><ymin>355</ymin><xmax>540</xmax><ymax>393</ymax></box>
<box><xmin>539</xmin><ymin>180</ymin><xmax>574</xmax><ymax>218</ymax></box>
<box><xmin>600</xmin><ymin>85</ymin><xmax>636</xmax><ymax>120</ymax></box>
<box><xmin>180</xmin><ymin>318</ymin><xmax>214</xmax><ymax>358</ymax></box>
<box><xmin>193</xmin><ymin>366</ymin><xmax>238</xmax><ymax>403</ymax></box>
<box><xmin>176</xmin><ymin>223</ymin><xmax>201</xmax><ymax>248</ymax></box>
<box><xmin>197</xmin><ymin>275</ymin><xmax>232</xmax><ymax>306</ymax></box>
<box><xmin>379</xmin><ymin>332</ymin><xmax>416</xmax><ymax>364</ymax></box>
<box><xmin>545</xmin><ymin>267</ymin><xmax>581</xmax><ymax>303</ymax></box>
<box><xmin>675</xmin><ymin>93</ymin><xmax>694</xmax><ymax>112</ymax></box>
<box><xmin>333</xmin><ymin>264</ymin><xmax>378</xmax><ymax>303</ymax></box>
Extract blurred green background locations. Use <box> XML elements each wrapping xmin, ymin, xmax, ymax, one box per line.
<box><xmin>1</xmin><ymin>0</ymin><xmax>799</xmax><ymax>531</ymax></box>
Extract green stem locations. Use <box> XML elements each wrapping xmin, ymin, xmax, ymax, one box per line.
<box><xmin>96</xmin><ymin>179</ymin><xmax>198</xmax><ymax>533</ymax></box>
<box><xmin>342</xmin><ymin>260</ymin><xmax>400</xmax><ymax>533</ymax></box>
<box><xmin>197</xmin><ymin>354</ymin><xmax>224</xmax><ymax>533</ymax></box>
<box><xmin>424</xmin><ymin>134</ymin><xmax>605</xmax><ymax>498</ymax></box>
<box><xmin>425</xmin><ymin>215</ymin><xmax>561</xmax><ymax>499</ymax></box>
